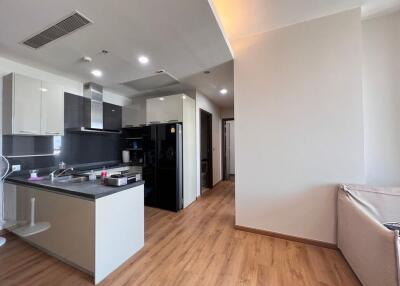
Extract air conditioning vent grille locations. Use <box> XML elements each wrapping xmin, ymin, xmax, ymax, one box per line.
<box><xmin>22</xmin><ymin>11</ymin><xmax>92</xmax><ymax>49</ymax></box>
<box><xmin>56</xmin><ymin>12</ymin><xmax>91</xmax><ymax>32</ymax></box>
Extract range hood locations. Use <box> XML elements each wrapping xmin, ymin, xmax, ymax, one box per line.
<box><xmin>68</xmin><ymin>82</ymin><xmax>121</xmax><ymax>134</ymax></box>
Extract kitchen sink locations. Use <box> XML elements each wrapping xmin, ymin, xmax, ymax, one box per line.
<box><xmin>50</xmin><ymin>175</ymin><xmax>88</xmax><ymax>183</ymax></box>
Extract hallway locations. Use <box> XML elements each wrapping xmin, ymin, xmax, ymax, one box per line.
<box><xmin>0</xmin><ymin>181</ymin><xmax>359</xmax><ymax>285</ymax></box>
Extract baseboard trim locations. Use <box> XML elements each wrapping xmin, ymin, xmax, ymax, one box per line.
<box><xmin>234</xmin><ymin>225</ymin><xmax>337</xmax><ymax>250</ymax></box>
<box><xmin>213</xmin><ymin>180</ymin><xmax>222</xmax><ymax>187</ymax></box>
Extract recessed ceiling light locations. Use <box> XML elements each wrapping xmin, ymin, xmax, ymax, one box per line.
<box><xmin>159</xmin><ymin>97</ymin><xmax>164</xmax><ymax>101</ymax></box>
<box><xmin>82</xmin><ymin>56</ymin><xmax>92</xmax><ymax>63</ymax></box>
<box><xmin>40</xmin><ymin>88</ymin><xmax>48</xmax><ymax>92</ymax></box>
<box><xmin>182</xmin><ymin>95</ymin><xmax>186</xmax><ymax>99</ymax></box>
<box><xmin>138</xmin><ymin>55</ymin><xmax>149</xmax><ymax>65</ymax></box>
<box><xmin>220</xmin><ymin>88</ymin><xmax>228</xmax><ymax>95</ymax></box>
<box><xmin>91</xmin><ymin>69</ymin><xmax>102</xmax><ymax>77</ymax></box>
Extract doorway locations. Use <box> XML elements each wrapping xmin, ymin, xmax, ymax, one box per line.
<box><xmin>222</xmin><ymin>118</ymin><xmax>235</xmax><ymax>181</ymax></box>
<box><xmin>200</xmin><ymin>109</ymin><xmax>213</xmax><ymax>193</ymax></box>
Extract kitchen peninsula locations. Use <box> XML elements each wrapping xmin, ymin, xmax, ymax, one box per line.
<box><xmin>4</xmin><ymin>169</ymin><xmax>144</xmax><ymax>284</ymax></box>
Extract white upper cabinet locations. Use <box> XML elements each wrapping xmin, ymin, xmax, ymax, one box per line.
<box><xmin>13</xmin><ymin>73</ymin><xmax>42</xmax><ymax>135</ymax></box>
<box><xmin>2</xmin><ymin>73</ymin><xmax>64</xmax><ymax>136</ymax></box>
<box><xmin>41</xmin><ymin>81</ymin><xmax>64</xmax><ymax>135</ymax></box>
<box><xmin>146</xmin><ymin>94</ymin><xmax>184</xmax><ymax>124</ymax></box>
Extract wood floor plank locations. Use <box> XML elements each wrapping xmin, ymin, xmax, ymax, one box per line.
<box><xmin>0</xmin><ymin>181</ymin><xmax>360</xmax><ymax>286</ymax></box>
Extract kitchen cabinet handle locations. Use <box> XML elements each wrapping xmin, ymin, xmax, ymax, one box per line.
<box><xmin>45</xmin><ymin>132</ymin><xmax>61</xmax><ymax>135</ymax></box>
<box><xmin>19</xmin><ymin>130</ymin><xmax>36</xmax><ymax>134</ymax></box>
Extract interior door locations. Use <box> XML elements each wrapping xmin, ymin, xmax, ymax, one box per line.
<box><xmin>225</xmin><ymin>121</ymin><xmax>230</xmax><ymax>180</ymax></box>
<box><xmin>200</xmin><ymin>110</ymin><xmax>213</xmax><ymax>189</ymax></box>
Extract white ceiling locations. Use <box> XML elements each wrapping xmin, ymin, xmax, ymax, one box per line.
<box><xmin>362</xmin><ymin>0</ymin><xmax>400</xmax><ymax>18</ymax></box>
<box><xmin>212</xmin><ymin>0</ymin><xmax>361</xmax><ymax>41</ymax></box>
<box><xmin>117</xmin><ymin>60</ymin><xmax>234</xmax><ymax>108</ymax></box>
<box><xmin>212</xmin><ymin>0</ymin><xmax>400</xmax><ymax>41</ymax></box>
<box><xmin>2</xmin><ymin>1</ymin><xmax>398</xmax><ymax>110</ymax></box>
<box><xmin>0</xmin><ymin>0</ymin><xmax>234</xmax><ymax>106</ymax></box>
<box><xmin>183</xmin><ymin>60</ymin><xmax>233</xmax><ymax>108</ymax></box>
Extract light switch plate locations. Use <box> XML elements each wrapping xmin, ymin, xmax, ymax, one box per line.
<box><xmin>12</xmin><ymin>165</ymin><xmax>21</xmax><ymax>171</ymax></box>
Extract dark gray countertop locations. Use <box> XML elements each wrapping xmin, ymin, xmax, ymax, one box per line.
<box><xmin>5</xmin><ymin>176</ymin><xmax>144</xmax><ymax>200</ymax></box>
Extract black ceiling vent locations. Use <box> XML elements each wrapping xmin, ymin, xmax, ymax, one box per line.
<box><xmin>22</xmin><ymin>11</ymin><xmax>92</xmax><ymax>49</ymax></box>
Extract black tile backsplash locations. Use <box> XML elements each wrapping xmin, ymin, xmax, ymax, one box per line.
<box><xmin>3</xmin><ymin>135</ymin><xmax>56</xmax><ymax>156</ymax></box>
<box><xmin>2</xmin><ymin>135</ymin><xmax>62</xmax><ymax>172</ymax></box>
<box><xmin>2</xmin><ymin>92</ymin><xmax>122</xmax><ymax>173</ymax></box>
<box><xmin>6</xmin><ymin>155</ymin><xmax>59</xmax><ymax>172</ymax></box>
<box><xmin>62</xmin><ymin>132</ymin><xmax>121</xmax><ymax>165</ymax></box>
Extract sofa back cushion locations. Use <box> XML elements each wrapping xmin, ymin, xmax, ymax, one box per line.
<box><xmin>341</xmin><ymin>184</ymin><xmax>400</xmax><ymax>223</ymax></box>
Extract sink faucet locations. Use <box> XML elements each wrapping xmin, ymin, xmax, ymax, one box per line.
<box><xmin>49</xmin><ymin>163</ymin><xmax>74</xmax><ymax>182</ymax></box>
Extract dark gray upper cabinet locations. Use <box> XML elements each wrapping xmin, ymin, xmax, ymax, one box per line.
<box><xmin>64</xmin><ymin>92</ymin><xmax>85</xmax><ymax>129</ymax></box>
<box><xmin>64</xmin><ymin>93</ymin><xmax>122</xmax><ymax>130</ymax></box>
<box><xmin>103</xmin><ymin>102</ymin><xmax>122</xmax><ymax>130</ymax></box>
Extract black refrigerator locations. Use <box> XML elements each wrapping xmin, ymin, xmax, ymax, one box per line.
<box><xmin>142</xmin><ymin>123</ymin><xmax>183</xmax><ymax>212</ymax></box>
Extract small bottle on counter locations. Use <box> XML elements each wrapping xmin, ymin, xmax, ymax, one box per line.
<box><xmin>100</xmin><ymin>167</ymin><xmax>107</xmax><ymax>184</ymax></box>
<box><xmin>88</xmin><ymin>170</ymin><xmax>96</xmax><ymax>181</ymax></box>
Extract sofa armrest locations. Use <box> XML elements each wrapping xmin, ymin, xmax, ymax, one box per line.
<box><xmin>338</xmin><ymin>190</ymin><xmax>399</xmax><ymax>286</ymax></box>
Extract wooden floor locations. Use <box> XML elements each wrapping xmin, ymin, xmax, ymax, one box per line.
<box><xmin>0</xmin><ymin>181</ymin><xmax>360</xmax><ymax>286</ymax></box>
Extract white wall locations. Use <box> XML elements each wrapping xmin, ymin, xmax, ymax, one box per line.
<box><xmin>363</xmin><ymin>10</ymin><xmax>400</xmax><ymax>186</ymax></box>
<box><xmin>233</xmin><ymin>9</ymin><xmax>365</xmax><ymax>244</ymax></box>
<box><xmin>103</xmin><ymin>90</ymin><xmax>132</xmax><ymax>106</ymax></box>
<box><xmin>196</xmin><ymin>91</ymin><xmax>222</xmax><ymax>196</ymax></box>
<box><xmin>122</xmin><ymin>96</ymin><xmax>147</xmax><ymax>127</ymax></box>
<box><xmin>221</xmin><ymin>107</ymin><xmax>234</xmax><ymax>119</ymax></box>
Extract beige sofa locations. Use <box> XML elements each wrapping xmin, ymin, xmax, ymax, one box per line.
<box><xmin>338</xmin><ymin>184</ymin><xmax>400</xmax><ymax>286</ymax></box>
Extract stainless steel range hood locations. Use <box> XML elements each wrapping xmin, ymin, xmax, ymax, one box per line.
<box><xmin>68</xmin><ymin>82</ymin><xmax>121</xmax><ymax>134</ymax></box>
<box><xmin>84</xmin><ymin>82</ymin><xmax>104</xmax><ymax>129</ymax></box>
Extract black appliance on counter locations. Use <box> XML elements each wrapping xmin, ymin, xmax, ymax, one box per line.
<box><xmin>141</xmin><ymin>123</ymin><xmax>183</xmax><ymax>212</ymax></box>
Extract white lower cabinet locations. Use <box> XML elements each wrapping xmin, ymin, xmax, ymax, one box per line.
<box><xmin>5</xmin><ymin>183</ymin><xmax>144</xmax><ymax>284</ymax></box>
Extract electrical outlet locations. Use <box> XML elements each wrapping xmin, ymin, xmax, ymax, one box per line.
<box><xmin>12</xmin><ymin>165</ymin><xmax>21</xmax><ymax>172</ymax></box>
